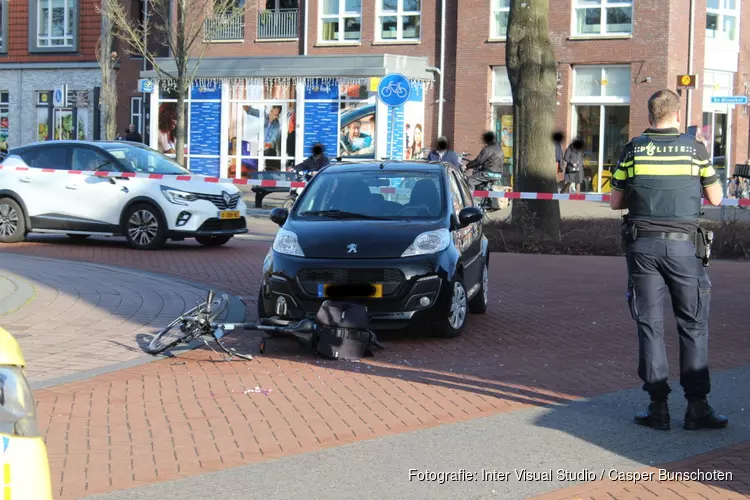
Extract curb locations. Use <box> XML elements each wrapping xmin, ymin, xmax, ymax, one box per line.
<box><xmin>0</xmin><ymin>254</ymin><xmax>247</xmax><ymax>390</ymax></box>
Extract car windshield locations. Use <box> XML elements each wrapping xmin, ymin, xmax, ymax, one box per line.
<box><xmin>99</xmin><ymin>143</ymin><xmax>190</xmax><ymax>175</ymax></box>
<box><xmin>295</xmin><ymin>169</ymin><xmax>445</xmax><ymax>220</ymax></box>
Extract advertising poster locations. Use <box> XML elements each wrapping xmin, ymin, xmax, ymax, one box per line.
<box><xmin>37</xmin><ymin>108</ymin><xmax>49</xmax><ymax>141</ymax></box>
<box><xmin>403</xmin><ymin>87</ymin><xmax>425</xmax><ymax>160</ymax></box>
<box><xmin>339</xmin><ymin>83</ymin><xmax>377</xmax><ymax>159</ymax></box>
<box><xmin>227</xmin><ymin>80</ymin><xmax>296</xmax><ymax>176</ymax></box>
<box><xmin>156</xmin><ymin>102</ymin><xmax>188</xmax><ymax>156</ymax></box>
<box><xmin>500</xmin><ymin>115</ymin><xmax>513</xmax><ymax>161</ymax></box>
<box><xmin>0</xmin><ymin>108</ymin><xmax>8</xmax><ymax>155</ymax></box>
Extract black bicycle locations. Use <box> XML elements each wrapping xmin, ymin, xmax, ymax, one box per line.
<box><xmin>145</xmin><ymin>290</ymin><xmax>316</xmax><ymax>360</ymax></box>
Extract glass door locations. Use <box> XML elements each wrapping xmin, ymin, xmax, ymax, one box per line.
<box><xmin>598</xmin><ymin>105</ymin><xmax>630</xmax><ymax>192</ymax></box>
<box><xmin>573</xmin><ymin>104</ymin><xmax>630</xmax><ymax>192</ymax></box>
<box><xmin>572</xmin><ymin>105</ymin><xmax>600</xmax><ymax>192</ymax></box>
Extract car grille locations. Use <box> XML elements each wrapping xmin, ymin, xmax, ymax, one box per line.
<box><xmin>296</xmin><ymin>268</ymin><xmax>405</xmax><ymax>296</ymax></box>
<box><xmin>198</xmin><ymin>218</ymin><xmax>247</xmax><ymax>232</ymax></box>
<box><xmin>194</xmin><ymin>192</ymin><xmax>241</xmax><ymax>210</ymax></box>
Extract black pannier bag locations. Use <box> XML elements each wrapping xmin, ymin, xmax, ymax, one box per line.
<box><xmin>314</xmin><ymin>301</ymin><xmax>376</xmax><ymax>360</ymax></box>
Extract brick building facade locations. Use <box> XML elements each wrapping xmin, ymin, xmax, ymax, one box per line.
<box><xmin>0</xmin><ymin>1</ymin><xmax>747</xmax><ymax>193</ymax></box>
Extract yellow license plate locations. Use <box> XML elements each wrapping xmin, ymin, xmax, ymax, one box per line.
<box><xmin>318</xmin><ymin>283</ymin><xmax>383</xmax><ymax>298</ymax></box>
<box><xmin>219</xmin><ymin>210</ymin><xmax>241</xmax><ymax>219</ymax></box>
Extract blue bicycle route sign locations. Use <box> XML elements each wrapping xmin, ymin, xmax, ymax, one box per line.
<box><xmin>377</xmin><ymin>73</ymin><xmax>411</xmax><ymax>107</ymax></box>
<box><xmin>711</xmin><ymin>96</ymin><xmax>748</xmax><ymax>105</ymax></box>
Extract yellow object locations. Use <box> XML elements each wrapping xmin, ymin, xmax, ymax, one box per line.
<box><xmin>369</xmin><ymin>78</ymin><xmax>381</xmax><ymax>92</ymax></box>
<box><xmin>681</xmin><ymin>75</ymin><xmax>691</xmax><ymax>86</ymax></box>
<box><xmin>219</xmin><ymin>210</ymin><xmax>241</xmax><ymax>220</ymax></box>
<box><xmin>593</xmin><ymin>170</ymin><xmax>613</xmax><ymax>193</ymax></box>
<box><xmin>0</xmin><ymin>328</ymin><xmax>25</xmax><ymax>368</ymax></box>
<box><xmin>0</xmin><ymin>327</ymin><xmax>53</xmax><ymax>500</ymax></box>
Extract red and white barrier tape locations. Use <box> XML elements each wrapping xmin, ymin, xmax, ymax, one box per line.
<box><xmin>1</xmin><ymin>165</ymin><xmax>748</xmax><ymax>206</ymax></box>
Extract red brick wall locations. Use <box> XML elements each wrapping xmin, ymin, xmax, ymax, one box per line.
<box><xmin>5</xmin><ymin>0</ymin><xmax>100</xmax><ymax>62</ymax></box>
<box><xmin>730</xmin><ymin>0</ymin><xmax>750</xmax><ymax>166</ymax></box>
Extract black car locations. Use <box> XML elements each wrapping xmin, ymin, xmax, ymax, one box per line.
<box><xmin>259</xmin><ymin>160</ymin><xmax>489</xmax><ymax>337</ymax></box>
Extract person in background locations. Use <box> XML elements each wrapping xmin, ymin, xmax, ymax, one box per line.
<box><xmin>561</xmin><ymin>137</ymin><xmax>585</xmax><ymax>193</ymax></box>
<box><xmin>295</xmin><ymin>143</ymin><xmax>329</xmax><ymax>175</ymax></box>
<box><xmin>466</xmin><ymin>131</ymin><xmax>504</xmax><ymax>190</ymax></box>
<box><xmin>125</xmin><ymin>124</ymin><xmax>142</xmax><ymax>143</ymax></box>
<box><xmin>426</xmin><ymin>136</ymin><xmax>461</xmax><ymax>169</ymax></box>
<box><xmin>554</xmin><ymin>132</ymin><xmax>565</xmax><ymax>192</ymax></box>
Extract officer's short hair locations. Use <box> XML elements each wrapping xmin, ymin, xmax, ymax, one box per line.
<box><xmin>648</xmin><ymin>89</ymin><xmax>681</xmax><ymax>123</ymax></box>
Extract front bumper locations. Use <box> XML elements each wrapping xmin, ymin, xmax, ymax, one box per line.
<box><xmin>162</xmin><ymin>197</ymin><xmax>249</xmax><ymax>239</ymax></box>
<box><xmin>260</xmin><ymin>252</ymin><xmax>454</xmax><ymax>330</ymax></box>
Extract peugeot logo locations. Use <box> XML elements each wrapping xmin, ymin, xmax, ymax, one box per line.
<box><xmin>347</xmin><ymin>243</ymin><xmax>357</xmax><ymax>253</ymax></box>
<box><xmin>222</xmin><ymin>191</ymin><xmax>232</xmax><ymax>206</ymax></box>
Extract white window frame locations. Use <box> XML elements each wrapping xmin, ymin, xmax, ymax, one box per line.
<box><xmin>490</xmin><ymin>66</ymin><xmax>512</xmax><ymax>105</ymax></box>
<box><xmin>318</xmin><ymin>0</ymin><xmax>362</xmax><ymax>43</ymax></box>
<box><xmin>30</xmin><ymin>0</ymin><xmax>78</xmax><ymax>52</ymax></box>
<box><xmin>571</xmin><ymin>0</ymin><xmax>633</xmax><ymax>38</ymax></box>
<box><xmin>706</xmin><ymin>0</ymin><xmax>740</xmax><ymax>44</ymax></box>
<box><xmin>489</xmin><ymin>0</ymin><xmax>509</xmax><ymax>40</ymax></box>
<box><xmin>130</xmin><ymin>97</ymin><xmax>143</xmax><ymax>135</ymax></box>
<box><xmin>376</xmin><ymin>0</ymin><xmax>421</xmax><ymax>42</ymax></box>
<box><xmin>571</xmin><ymin>65</ymin><xmax>631</xmax><ymax>105</ymax></box>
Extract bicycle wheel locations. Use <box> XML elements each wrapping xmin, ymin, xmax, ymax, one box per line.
<box><xmin>145</xmin><ymin>293</ymin><xmax>229</xmax><ymax>354</ymax></box>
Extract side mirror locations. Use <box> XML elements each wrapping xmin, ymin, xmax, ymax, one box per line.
<box><xmin>458</xmin><ymin>206</ymin><xmax>482</xmax><ymax>227</ymax></box>
<box><xmin>269</xmin><ymin>207</ymin><xmax>289</xmax><ymax>226</ymax></box>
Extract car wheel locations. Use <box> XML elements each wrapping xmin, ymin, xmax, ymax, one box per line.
<box><xmin>468</xmin><ymin>259</ymin><xmax>489</xmax><ymax>314</ymax></box>
<box><xmin>123</xmin><ymin>203</ymin><xmax>167</xmax><ymax>250</ymax></box>
<box><xmin>67</xmin><ymin>234</ymin><xmax>90</xmax><ymax>240</ymax></box>
<box><xmin>195</xmin><ymin>235</ymin><xmax>233</xmax><ymax>247</ymax></box>
<box><xmin>433</xmin><ymin>278</ymin><xmax>468</xmax><ymax>338</ymax></box>
<box><xmin>257</xmin><ymin>288</ymin><xmax>268</xmax><ymax>320</ymax></box>
<box><xmin>0</xmin><ymin>198</ymin><xmax>26</xmax><ymax>244</ymax></box>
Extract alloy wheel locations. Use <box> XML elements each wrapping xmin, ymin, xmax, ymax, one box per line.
<box><xmin>127</xmin><ymin>210</ymin><xmax>159</xmax><ymax>247</ymax></box>
<box><xmin>449</xmin><ymin>281</ymin><xmax>467</xmax><ymax>329</ymax></box>
<box><xmin>0</xmin><ymin>203</ymin><xmax>19</xmax><ymax>238</ymax></box>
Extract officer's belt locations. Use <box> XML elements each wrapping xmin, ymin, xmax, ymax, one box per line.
<box><xmin>634</xmin><ymin>230</ymin><xmax>695</xmax><ymax>241</ymax></box>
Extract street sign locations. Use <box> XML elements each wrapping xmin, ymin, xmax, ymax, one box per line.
<box><xmin>711</xmin><ymin>96</ymin><xmax>748</xmax><ymax>105</ymax></box>
<box><xmin>677</xmin><ymin>74</ymin><xmax>698</xmax><ymax>89</ymax></box>
<box><xmin>138</xmin><ymin>79</ymin><xmax>155</xmax><ymax>93</ymax></box>
<box><xmin>53</xmin><ymin>85</ymin><xmax>67</xmax><ymax>107</ymax></box>
<box><xmin>377</xmin><ymin>73</ymin><xmax>411</xmax><ymax>107</ymax></box>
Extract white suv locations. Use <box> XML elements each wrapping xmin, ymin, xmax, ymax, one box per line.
<box><xmin>0</xmin><ymin>141</ymin><xmax>248</xmax><ymax>250</ymax></box>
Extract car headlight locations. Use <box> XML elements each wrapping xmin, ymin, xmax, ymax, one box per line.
<box><xmin>0</xmin><ymin>366</ymin><xmax>41</xmax><ymax>437</ymax></box>
<box><xmin>161</xmin><ymin>185</ymin><xmax>199</xmax><ymax>205</ymax></box>
<box><xmin>401</xmin><ymin>228</ymin><xmax>451</xmax><ymax>257</ymax></box>
<box><xmin>272</xmin><ymin>228</ymin><xmax>305</xmax><ymax>257</ymax></box>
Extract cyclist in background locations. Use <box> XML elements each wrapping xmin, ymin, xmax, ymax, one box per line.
<box><xmin>466</xmin><ymin>131</ymin><xmax>504</xmax><ymax>190</ymax></box>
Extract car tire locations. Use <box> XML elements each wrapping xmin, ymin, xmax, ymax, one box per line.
<box><xmin>123</xmin><ymin>203</ymin><xmax>167</xmax><ymax>250</ymax></box>
<box><xmin>257</xmin><ymin>288</ymin><xmax>268</xmax><ymax>320</ymax></box>
<box><xmin>433</xmin><ymin>277</ymin><xmax>468</xmax><ymax>338</ymax></box>
<box><xmin>468</xmin><ymin>259</ymin><xmax>489</xmax><ymax>314</ymax></box>
<box><xmin>195</xmin><ymin>235</ymin><xmax>233</xmax><ymax>247</ymax></box>
<box><xmin>0</xmin><ymin>198</ymin><xmax>26</xmax><ymax>244</ymax></box>
<box><xmin>67</xmin><ymin>234</ymin><xmax>90</xmax><ymax>240</ymax></box>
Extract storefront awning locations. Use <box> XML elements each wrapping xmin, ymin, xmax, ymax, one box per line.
<box><xmin>139</xmin><ymin>54</ymin><xmax>435</xmax><ymax>82</ymax></box>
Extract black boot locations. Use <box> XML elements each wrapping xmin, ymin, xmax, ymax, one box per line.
<box><xmin>634</xmin><ymin>400</ymin><xmax>670</xmax><ymax>430</ymax></box>
<box><xmin>684</xmin><ymin>400</ymin><xmax>728</xmax><ymax>430</ymax></box>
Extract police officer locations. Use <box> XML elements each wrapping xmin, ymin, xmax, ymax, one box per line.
<box><xmin>610</xmin><ymin>89</ymin><xmax>727</xmax><ymax>431</ymax></box>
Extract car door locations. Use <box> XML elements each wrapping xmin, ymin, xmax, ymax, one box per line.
<box><xmin>15</xmin><ymin>145</ymin><xmax>74</xmax><ymax>229</ymax></box>
<box><xmin>450</xmin><ymin>169</ymin><xmax>483</xmax><ymax>290</ymax></box>
<box><xmin>63</xmin><ymin>146</ymin><xmax>130</xmax><ymax>230</ymax></box>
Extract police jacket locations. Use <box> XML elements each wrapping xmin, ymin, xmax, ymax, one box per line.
<box><xmin>466</xmin><ymin>142</ymin><xmax>504</xmax><ymax>173</ymax></box>
<box><xmin>611</xmin><ymin>127</ymin><xmax>718</xmax><ymax>234</ymax></box>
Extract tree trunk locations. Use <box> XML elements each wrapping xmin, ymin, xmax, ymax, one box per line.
<box><xmin>506</xmin><ymin>0</ymin><xmax>560</xmax><ymax>235</ymax></box>
<box><xmin>175</xmin><ymin>79</ymin><xmax>186</xmax><ymax>166</ymax></box>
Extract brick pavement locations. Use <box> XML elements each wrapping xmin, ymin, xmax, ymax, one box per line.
<box><xmin>2</xmin><ymin>235</ymin><xmax>749</xmax><ymax>499</ymax></box>
<box><xmin>0</xmin><ymin>253</ymin><xmax>228</xmax><ymax>383</ymax></box>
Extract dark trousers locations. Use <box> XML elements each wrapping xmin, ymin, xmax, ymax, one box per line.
<box><xmin>626</xmin><ymin>237</ymin><xmax>712</xmax><ymax>402</ymax></box>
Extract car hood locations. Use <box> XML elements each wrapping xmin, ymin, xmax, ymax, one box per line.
<box><xmin>157</xmin><ymin>176</ymin><xmax>241</xmax><ymax>195</ymax></box>
<box><xmin>283</xmin><ymin>218</ymin><xmax>445</xmax><ymax>259</ymax></box>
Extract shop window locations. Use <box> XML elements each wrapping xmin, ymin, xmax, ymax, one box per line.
<box><xmin>491</xmin><ymin>66</ymin><xmax>512</xmax><ymax>104</ymax></box>
<box><xmin>573</xmin><ymin>0</ymin><xmax>632</xmax><ymax>37</ymax></box>
<box><xmin>490</xmin><ymin>0</ymin><xmax>509</xmax><ymax>39</ymax></box>
<box><xmin>130</xmin><ymin>97</ymin><xmax>142</xmax><ymax>135</ymax></box>
<box><xmin>30</xmin><ymin>0</ymin><xmax>79</xmax><ymax>52</ymax></box>
<box><xmin>226</xmin><ymin>79</ymin><xmax>296</xmax><ymax>178</ymax></box>
<box><xmin>34</xmin><ymin>90</ymin><xmax>88</xmax><ymax>141</ymax></box>
<box><xmin>706</xmin><ymin>0</ymin><xmax>738</xmax><ymax>42</ymax></box>
<box><xmin>0</xmin><ymin>91</ymin><xmax>7</xmax><ymax>156</ymax></box>
<box><xmin>573</xmin><ymin>65</ymin><xmax>631</xmax><ymax>103</ymax></box>
<box><xmin>320</xmin><ymin>0</ymin><xmax>361</xmax><ymax>42</ymax></box>
<box><xmin>377</xmin><ymin>0</ymin><xmax>420</xmax><ymax>41</ymax></box>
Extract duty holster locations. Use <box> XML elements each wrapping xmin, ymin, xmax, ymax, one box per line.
<box><xmin>695</xmin><ymin>227</ymin><xmax>714</xmax><ymax>267</ymax></box>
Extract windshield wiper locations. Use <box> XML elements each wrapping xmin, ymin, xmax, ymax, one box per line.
<box><xmin>298</xmin><ymin>210</ymin><xmax>387</xmax><ymax>220</ymax></box>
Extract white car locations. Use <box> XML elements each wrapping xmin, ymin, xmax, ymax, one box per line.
<box><xmin>0</xmin><ymin>141</ymin><xmax>248</xmax><ymax>250</ymax></box>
